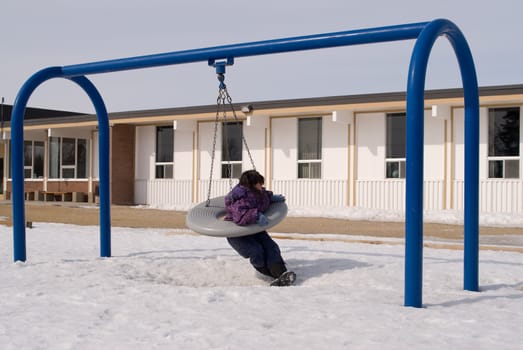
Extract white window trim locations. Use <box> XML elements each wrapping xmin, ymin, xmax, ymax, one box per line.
<box><xmin>297</xmin><ymin>117</ymin><xmax>323</xmax><ymax>179</ymax></box>
<box><xmin>49</xmin><ymin>137</ymin><xmax>89</xmax><ymax>180</ymax></box>
<box><xmin>487</xmin><ymin>156</ymin><xmax>520</xmax><ymax>179</ymax></box>
<box><xmin>221</xmin><ymin>122</ymin><xmax>243</xmax><ymax>179</ymax></box>
<box><xmin>385</xmin><ymin>158</ymin><xmax>406</xmax><ymax>179</ymax></box>
<box><xmin>23</xmin><ymin>140</ymin><xmax>45</xmax><ymax>180</ymax></box>
<box><xmin>155</xmin><ymin>126</ymin><xmax>175</xmax><ymax>179</ymax></box>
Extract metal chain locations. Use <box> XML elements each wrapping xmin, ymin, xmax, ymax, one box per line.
<box><xmin>206</xmin><ymin>75</ymin><xmax>256</xmax><ymax>206</ymax></box>
<box><xmin>221</xmin><ymin>90</ymin><xmax>233</xmax><ymax>189</ymax></box>
<box><xmin>206</xmin><ymin>88</ymin><xmax>227</xmax><ymax>206</ymax></box>
<box><xmin>222</xmin><ymin>88</ymin><xmax>256</xmax><ymax>171</ymax></box>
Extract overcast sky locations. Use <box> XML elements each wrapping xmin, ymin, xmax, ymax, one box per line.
<box><xmin>1</xmin><ymin>0</ymin><xmax>522</xmax><ymax>113</ymax></box>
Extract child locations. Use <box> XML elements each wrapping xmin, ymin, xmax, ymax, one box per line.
<box><xmin>224</xmin><ymin>170</ymin><xmax>296</xmax><ymax>286</ymax></box>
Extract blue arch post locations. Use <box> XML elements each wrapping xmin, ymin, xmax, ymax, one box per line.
<box><xmin>405</xmin><ymin>19</ymin><xmax>479</xmax><ymax>307</ymax></box>
<box><xmin>69</xmin><ymin>76</ymin><xmax>112</xmax><ymax>258</ymax></box>
<box><xmin>12</xmin><ymin>22</ymin><xmax>430</xmax><ymax>263</ymax></box>
<box><xmin>12</xmin><ymin>19</ymin><xmax>479</xmax><ymax>308</ymax></box>
<box><xmin>11</xmin><ymin>69</ymin><xmax>111</xmax><ymax>261</ymax></box>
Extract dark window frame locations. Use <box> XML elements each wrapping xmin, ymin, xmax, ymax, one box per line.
<box><xmin>488</xmin><ymin>107</ymin><xmax>520</xmax><ymax>179</ymax></box>
<box><xmin>297</xmin><ymin>117</ymin><xmax>322</xmax><ymax>179</ymax></box>
<box><xmin>221</xmin><ymin>121</ymin><xmax>243</xmax><ymax>179</ymax></box>
<box><xmin>155</xmin><ymin>126</ymin><xmax>174</xmax><ymax>179</ymax></box>
<box><xmin>386</xmin><ymin>112</ymin><xmax>406</xmax><ymax>179</ymax></box>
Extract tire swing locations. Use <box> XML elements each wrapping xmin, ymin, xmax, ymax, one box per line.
<box><xmin>186</xmin><ymin>62</ymin><xmax>287</xmax><ymax>237</ymax></box>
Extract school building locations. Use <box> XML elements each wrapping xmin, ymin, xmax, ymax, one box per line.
<box><xmin>2</xmin><ymin>84</ymin><xmax>522</xmax><ymax>214</ymax></box>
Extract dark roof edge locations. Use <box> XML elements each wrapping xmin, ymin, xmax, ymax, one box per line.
<box><xmin>14</xmin><ymin>84</ymin><xmax>523</xmax><ymax>126</ymax></box>
<box><xmin>108</xmin><ymin>84</ymin><xmax>523</xmax><ymax>120</ymax></box>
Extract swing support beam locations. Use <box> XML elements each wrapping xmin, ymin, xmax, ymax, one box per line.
<box><xmin>11</xmin><ymin>19</ymin><xmax>479</xmax><ymax>308</ymax></box>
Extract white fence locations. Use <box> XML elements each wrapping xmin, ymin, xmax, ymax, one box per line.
<box><xmin>454</xmin><ymin>179</ymin><xmax>523</xmax><ymax>213</ymax></box>
<box><xmin>355</xmin><ymin>180</ymin><xmax>444</xmax><ymax>211</ymax></box>
<box><xmin>272</xmin><ymin>179</ymin><xmax>347</xmax><ymax>207</ymax></box>
<box><xmin>135</xmin><ymin>178</ymin><xmax>523</xmax><ymax>214</ymax></box>
<box><xmin>196</xmin><ymin>179</ymin><xmax>235</xmax><ymax>203</ymax></box>
<box><xmin>355</xmin><ymin>179</ymin><xmax>523</xmax><ymax>213</ymax></box>
<box><xmin>134</xmin><ymin>179</ymin><xmax>192</xmax><ymax>206</ymax></box>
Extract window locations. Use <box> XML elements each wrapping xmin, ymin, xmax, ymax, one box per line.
<box><xmin>155</xmin><ymin>126</ymin><xmax>174</xmax><ymax>178</ymax></box>
<box><xmin>49</xmin><ymin>137</ymin><xmax>60</xmax><ymax>178</ymax></box>
<box><xmin>23</xmin><ymin>140</ymin><xmax>44</xmax><ymax>179</ymax></box>
<box><xmin>298</xmin><ymin>117</ymin><xmax>322</xmax><ymax>179</ymax></box>
<box><xmin>24</xmin><ymin>141</ymin><xmax>32</xmax><ymax>178</ymax></box>
<box><xmin>488</xmin><ymin>107</ymin><xmax>520</xmax><ymax>178</ymax></box>
<box><xmin>48</xmin><ymin>137</ymin><xmax>89</xmax><ymax>179</ymax></box>
<box><xmin>386</xmin><ymin>112</ymin><xmax>406</xmax><ymax>178</ymax></box>
<box><xmin>77</xmin><ymin>139</ymin><xmax>87</xmax><ymax>178</ymax></box>
<box><xmin>61</xmin><ymin>138</ymin><xmax>76</xmax><ymax>178</ymax></box>
<box><xmin>221</xmin><ymin>122</ymin><xmax>243</xmax><ymax>178</ymax></box>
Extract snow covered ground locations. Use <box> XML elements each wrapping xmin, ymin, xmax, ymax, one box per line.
<box><xmin>288</xmin><ymin>206</ymin><xmax>523</xmax><ymax>228</ymax></box>
<box><xmin>1</xmin><ymin>219</ymin><xmax>522</xmax><ymax>349</ymax></box>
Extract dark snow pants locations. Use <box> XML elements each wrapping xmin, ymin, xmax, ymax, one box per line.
<box><xmin>227</xmin><ymin>231</ymin><xmax>287</xmax><ymax>278</ymax></box>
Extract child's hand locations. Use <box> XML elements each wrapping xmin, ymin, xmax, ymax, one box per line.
<box><xmin>271</xmin><ymin>194</ymin><xmax>286</xmax><ymax>203</ymax></box>
<box><xmin>257</xmin><ymin>213</ymin><xmax>269</xmax><ymax>226</ymax></box>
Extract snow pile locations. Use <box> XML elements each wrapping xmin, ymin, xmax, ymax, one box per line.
<box><xmin>1</xmin><ymin>223</ymin><xmax>522</xmax><ymax>349</ymax></box>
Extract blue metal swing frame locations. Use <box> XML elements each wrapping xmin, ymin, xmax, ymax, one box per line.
<box><xmin>10</xmin><ymin>19</ymin><xmax>479</xmax><ymax>307</ymax></box>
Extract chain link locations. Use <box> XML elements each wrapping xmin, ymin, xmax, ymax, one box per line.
<box><xmin>224</xmin><ymin>89</ymin><xmax>256</xmax><ymax>172</ymax></box>
<box><xmin>206</xmin><ymin>76</ymin><xmax>256</xmax><ymax>206</ymax></box>
<box><xmin>206</xmin><ymin>88</ymin><xmax>226</xmax><ymax>206</ymax></box>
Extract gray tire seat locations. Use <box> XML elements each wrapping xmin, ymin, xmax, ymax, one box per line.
<box><xmin>186</xmin><ymin>196</ymin><xmax>288</xmax><ymax>237</ymax></box>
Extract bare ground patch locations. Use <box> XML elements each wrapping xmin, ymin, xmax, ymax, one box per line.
<box><xmin>1</xmin><ymin>201</ymin><xmax>522</xmax><ymax>247</ymax></box>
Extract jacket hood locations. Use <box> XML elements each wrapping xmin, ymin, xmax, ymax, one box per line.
<box><xmin>229</xmin><ymin>184</ymin><xmax>249</xmax><ymax>199</ymax></box>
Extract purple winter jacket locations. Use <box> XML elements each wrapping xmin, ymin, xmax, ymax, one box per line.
<box><xmin>224</xmin><ymin>184</ymin><xmax>273</xmax><ymax>226</ymax></box>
